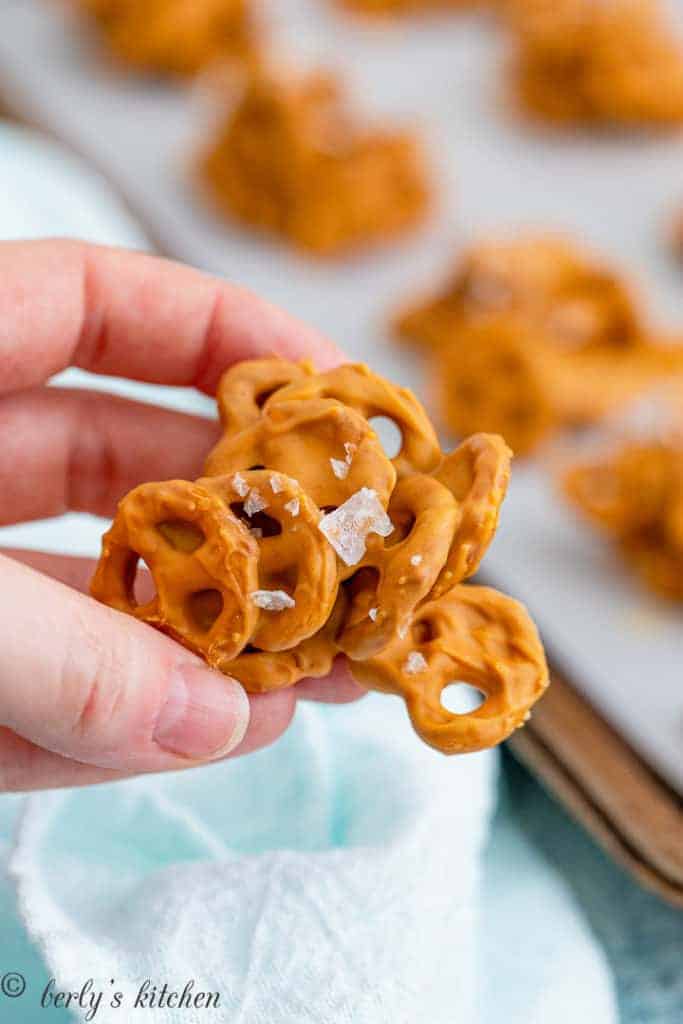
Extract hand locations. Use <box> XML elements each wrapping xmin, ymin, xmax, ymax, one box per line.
<box><xmin>0</xmin><ymin>239</ymin><xmax>363</xmax><ymax>793</ymax></box>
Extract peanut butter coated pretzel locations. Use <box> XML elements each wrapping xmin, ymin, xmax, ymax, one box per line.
<box><xmin>395</xmin><ymin>234</ymin><xmax>683</xmax><ymax>454</ymax></box>
<box><xmin>563</xmin><ymin>426</ymin><xmax>683</xmax><ymax>599</ymax></box>
<box><xmin>339</xmin><ymin>0</ymin><xmax>475</xmax><ymax>14</ymax></box>
<box><xmin>509</xmin><ymin>0</ymin><xmax>683</xmax><ymax>129</ymax></box>
<box><xmin>198</xmin><ymin>68</ymin><xmax>430</xmax><ymax>257</ymax></box>
<box><xmin>92</xmin><ymin>358</ymin><xmax>549</xmax><ymax>753</ymax></box>
<box><xmin>77</xmin><ymin>0</ymin><xmax>258</xmax><ymax>77</ymax></box>
<box><xmin>351</xmin><ymin>586</ymin><xmax>548</xmax><ymax>754</ymax></box>
<box><xmin>90</xmin><ymin>479</ymin><xmax>260</xmax><ymax>663</ymax></box>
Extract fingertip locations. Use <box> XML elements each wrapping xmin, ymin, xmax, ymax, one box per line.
<box><xmin>226</xmin><ymin>688</ymin><xmax>297</xmax><ymax>758</ymax></box>
<box><xmin>295</xmin><ymin>658</ymin><xmax>367</xmax><ymax>704</ymax></box>
<box><xmin>153</xmin><ymin>665</ymin><xmax>251</xmax><ymax>760</ymax></box>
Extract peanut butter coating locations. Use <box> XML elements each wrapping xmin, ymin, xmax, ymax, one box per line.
<box><xmin>92</xmin><ymin>358</ymin><xmax>549</xmax><ymax>753</ymax></box>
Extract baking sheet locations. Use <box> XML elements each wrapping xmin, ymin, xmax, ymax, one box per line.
<box><xmin>0</xmin><ymin>0</ymin><xmax>682</xmax><ymax>790</ymax></box>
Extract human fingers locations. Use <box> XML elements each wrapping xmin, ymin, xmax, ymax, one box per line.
<box><xmin>0</xmin><ymin>552</ymin><xmax>257</xmax><ymax>773</ymax></box>
<box><xmin>0</xmin><ymin>239</ymin><xmax>343</xmax><ymax>396</ymax></box>
<box><xmin>2</xmin><ymin>550</ymin><xmax>364</xmax><ymax>704</ymax></box>
<box><xmin>0</xmin><ymin>689</ymin><xmax>295</xmax><ymax>793</ymax></box>
<box><xmin>0</xmin><ymin>387</ymin><xmax>220</xmax><ymax>524</ymax></box>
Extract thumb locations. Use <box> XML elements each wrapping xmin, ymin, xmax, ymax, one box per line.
<box><xmin>0</xmin><ymin>554</ymin><xmax>250</xmax><ymax>772</ymax></box>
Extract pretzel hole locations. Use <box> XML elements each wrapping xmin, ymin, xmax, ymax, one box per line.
<box><xmin>441</xmin><ymin>683</ymin><xmax>486</xmax><ymax>715</ymax></box>
<box><xmin>186</xmin><ymin>589</ymin><xmax>224</xmax><ymax>632</ymax></box>
<box><xmin>369</xmin><ymin>416</ymin><xmax>403</xmax><ymax>459</ymax></box>
<box><xmin>412</xmin><ymin>618</ymin><xmax>435</xmax><ymax>645</ymax></box>
<box><xmin>385</xmin><ymin>511</ymin><xmax>414</xmax><ymax>547</ymax></box>
<box><xmin>345</xmin><ymin>567</ymin><xmax>379</xmax><ymax>599</ymax></box>
<box><xmin>497</xmin><ymin>353</ymin><xmax>525</xmax><ymax>375</ymax></box>
<box><xmin>125</xmin><ymin>554</ymin><xmax>156</xmax><ymax>607</ymax></box>
<box><xmin>262</xmin><ymin>566</ymin><xmax>298</xmax><ymax>595</ymax></box>
<box><xmin>455</xmin><ymin>380</ymin><xmax>481</xmax><ymax>404</ymax></box>
<box><xmin>156</xmin><ymin>519</ymin><xmax>205</xmax><ymax>553</ymax></box>
<box><xmin>255</xmin><ymin>387</ymin><xmax>279</xmax><ymax>407</ymax></box>
<box><xmin>230</xmin><ymin>503</ymin><xmax>282</xmax><ymax>536</ymax></box>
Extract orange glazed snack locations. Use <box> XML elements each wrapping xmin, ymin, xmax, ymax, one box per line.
<box><xmin>199</xmin><ymin>68</ymin><xmax>430</xmax><ymax>257</ymax></box>
<box><xmin>78</xmin><ymin>0</ymin><xmax>257</xmax><ymax>77</ymax></box>
<box><xmin>395</xmin><ymin>234</ymin><xmax>683</xmax><ymax>454</ymax></box>
<box><xmin>563</xmin><ymin>422</ymin><xmax>683</xmax><ymax>599</ymax></box>
<box><xmin>91</xmin><ymin>359</ymin><xmax>549</xmax><ymax>754</ymax></box>
<box><xmin>340</xmin><ymin>0</ymin><xmax>474</xmax><ymax>14</ymax></box>
<box><xmin>509</xmin><ymin>0</ymin><xmax>683</xmax><ymax>129</ymax></box>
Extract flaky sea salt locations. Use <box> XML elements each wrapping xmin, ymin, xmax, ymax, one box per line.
<box><xmin>244</xmin><ymin>488</ymin><xmax>267</xmax><ymax>517</ymax></box>
<box><xmin>318</xmin><ymin>488</ymin><xmax>393</xmax><ymax>567</ymax></box>
<box><xmin>284</xmin><ymin>497</ymin><xmax>300</xmax><ymax>517</ymax></box>
<box><xmin>404</xmin><ymin>651</ymin><xmax>427</xmax><ymax>675</ymax></box>
<box><xmin>344</xmin><ymin>442</ymin><xmax>357</xmax><ymax>463</ymax></box>
<box><xmin>232</xmin><ymin>472</ymin><xmax>249</xmax><ymax>498</ymax></box>
<box><xmin>398</xmin><ymin>623</ymin><xmax>409</xmax><ymax>639</ymax></box>
<box><xmin>410</xmin><ymin>554</ymin><xmax>423</xmax><ymax>567</ymax></box>
<box><xmin>250</xmin><ymin>589</ymin><xmax>295</xmax><ymax>611</ymax></box>
<box><xmin>330</xmin><ymin>457</ymin><xmax>350</xmax><ymax>480</ymax></box>
<box><xmin>368</xmin><ymin>607</ymin><xmax>379</xmax><ymax>622</ymax></box>
<box><xmin>269</xmin><ymin>475</ymin><xmax>283</xmax><ymax>494</ymax></box>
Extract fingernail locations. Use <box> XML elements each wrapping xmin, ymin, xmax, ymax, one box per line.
<box><xmin>154</xmin><ymin>664</ymin><xmax>250</xmax><ymax>760</ymax></box>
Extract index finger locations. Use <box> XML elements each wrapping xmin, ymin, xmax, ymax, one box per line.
<box><xmin>0</xmin><ymin>239</ymin><xmax>344</xmax><ymax>395</ymax></box>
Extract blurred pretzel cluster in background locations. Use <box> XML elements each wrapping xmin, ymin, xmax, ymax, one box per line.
<box><xmin>508</xmin><ymin>0</ymin><xmax>683</xmax><ymax>129</ymax></box>
<box><xmin>77</xmin><ymin>0</ymin><xmax>259</xmax><ymax>76</ymax></box>
<box><xmin>72</xmin><ymin>0</ymin><xmax>683</xmax><ymax>256</ymax></box>
<box><xmin>563</xmin><ymin>389</ymin><xmax>683</xmax><ymax>599</ymax></box>
<box><xmin>199</xmin><ymin>69</ymin><xmax>430</xmax><ymax>256</ymax></box>
<box><xmin>92</xmin><ymin>359</ymin><xmax>549</xmax><ymax>753</ymax></box>
<box><xmin>395</xmin><ymin>235</ymin><xmax>683</xmax><ymax>455</ymax></box>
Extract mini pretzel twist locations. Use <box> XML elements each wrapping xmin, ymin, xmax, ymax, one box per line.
<box><xmin>92</xmin><ymin>358</ymin><xmax>549</xmax><ymax>752</ymax></box>
<box><xmin>90</xmin><ymin>479</ymin><xmax>260</xmax><ymax>664</ymax></box>
<box><xmin>205</xmin><ymin>396</ymin><xmax>397</xmax><ymax>509</ymax></box>
<box><xmin>199</xmin><ymin>470</ymin><xmax>339</xmax><ymax>651</ymax></box>
<box><xmin>350</xmin><ymin>586</ymin><xmax>548</xmax><ymax>754</ymax></box>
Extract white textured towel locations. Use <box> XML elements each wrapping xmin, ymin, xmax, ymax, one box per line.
<box><xmin>10</xmin><ymin>699</ymin><xmax>495</xmax><ymax>1024</ymax></box>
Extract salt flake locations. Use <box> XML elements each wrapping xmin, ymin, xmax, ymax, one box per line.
<box><xmin>270</xmin><ymin>475</ymin><xmax>283</xmax><ymax>494</ymax></box>
<box><xmin>244</xmin><ymin>488</ymin><xmax>267</xmax><ymax>517</ymax></box>
<box><xmin>330</xmin><ymin>457</ymin><xmax>350</xmax><ymax>480</ymax></box>
<box><xmin>318</xmin><ymin>487</ymin><xmax>393</xmax><ymax>567</ymax></box>
<box><xmin>368</xmin><ymin>607</ymin><xmax>379</xmax><ymax>622</ymax></box>
<box><xmin>284</xmin><ymin>498</ymin><xmax>300</xmax><ymax>517</ymax></box>
<box><xmin>404</xmin><ymin>651</ymin><xmax>427</xmax><ymax>675</ymax></box>
<box><xmin>250</xmin><ymin>589</ymin><xmax>295</xmax><ymax>611</ymax></box>
<box><xmin>410</xmin><ymin>554</ymin><xmax>423</xmax><ymax>567</ymax></box>
<box><xmin>344</xmin><ymin>442</ymin><xmax>357</xmax><ymax>464</ymax></box>
<box><xmin>232</xmin><ymin>472</ymin><xmax>249</xmax><ymax>498</ymax></box>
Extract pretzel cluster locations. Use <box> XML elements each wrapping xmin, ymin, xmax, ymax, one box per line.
<box><xmin>395</xmin><ymin>234</ymin><xmax>683</xmax><ymax>454</ymax></box>
<box><xmin>77</xmin><ymin>0</ymin><xmax>257</xmax><ymax>77</ymax></box>
<box><xmin>563</xmin><ymin>416</ymin><xmax>683</xmax><ymax>599</ymax></box>
<box><xmin>91</xmin><ymin>358</ymin><xmax>548</xmax><ymax>753</ymax></box>
<box><xmin>509</xmin><ymin>0</ymin><xmax>683</xmax><ymax>129</ymax></box>
<box><xmin>199</xmin><ymin>68</ymin><xmax>430</xmax><ymax>257</ymax></box>
<box><xmin>339</xmin><ymin>0</ymin><xmax>473</xmax><ymax>13</ymax></box>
